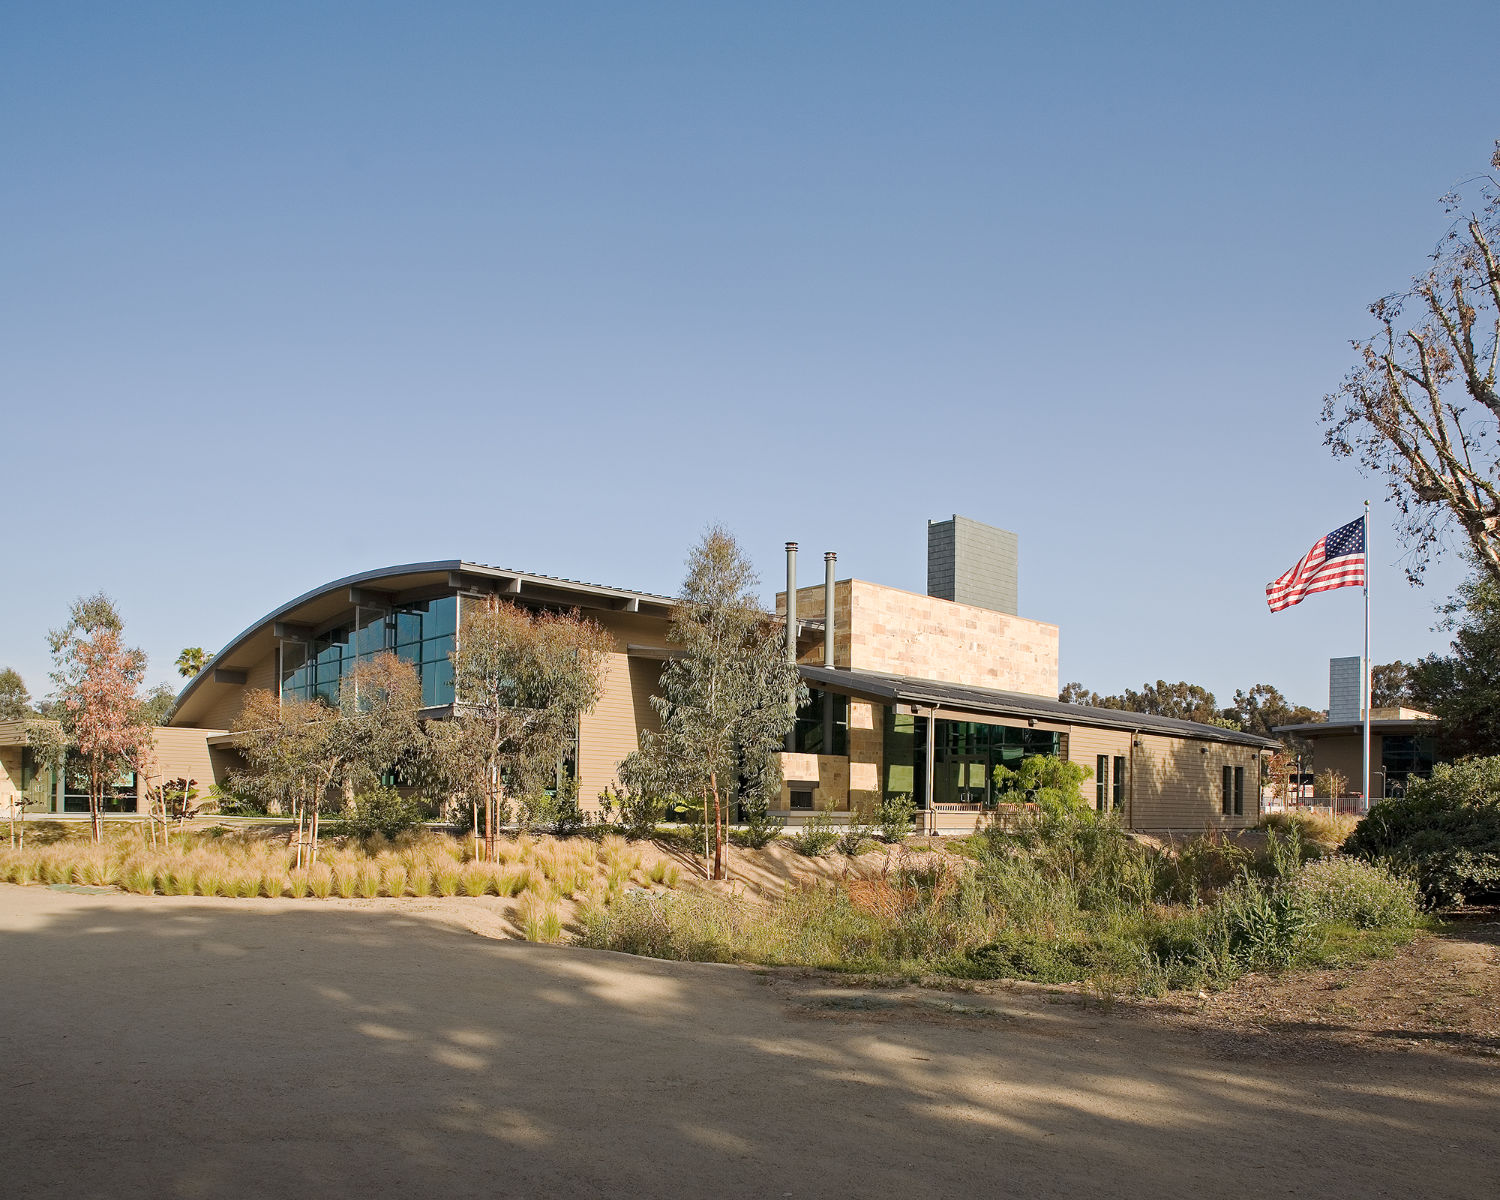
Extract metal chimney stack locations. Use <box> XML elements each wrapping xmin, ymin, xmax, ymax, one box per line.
<box><xmin>784</xmin><ymin>542</ymin><xmax>798</xmax><ymax>665</ymax></box>
<box><xmin>823</xmin><ymin>552</ymin><xmax>836</xmax><ymax>668</ymax></box>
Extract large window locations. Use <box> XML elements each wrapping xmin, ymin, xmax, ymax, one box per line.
<box><xmin>281</xmin><ymin>595</ymin><xmax>457</xmax><ymax>708</ymax></box>
<box><xmin>1221</xmin><ymin>765</ymin><xmax>1233</xmax><ymax>816</ymax></box>
<box><xmin>1113</xmin><ymin>755</ymin><xmax>1126</xmax><ymax>811</ymax></box>
<box><xmin>63</xmin><ymin>752</ymin><xmax>136</xmax><ymax>814</ymax></box>
<box><xmin>883</xmin><ymin>711</ymin><xmax>1060</xmax><ymax>809</ymax></box>
<box><xmin>1096</xmin><ymin>755</ymin><xmax>1109</xmax><ymax>811</ymax></box>
<box><xmin>1381</xmin><ymin>735</ymin><xmax>1436</xmax><ymax>795</ymax></box>
<box><xmin>791</xmin><ymin>689</ymin><xmax>849</xmax><ymax>756</ymax></box>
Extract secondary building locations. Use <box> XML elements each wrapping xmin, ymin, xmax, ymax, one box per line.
<box><xmin>15</xmin><ymin>516</ymin><xmax>1277</xmax><ymax>833</ymax></box>
<box><xmin>1274</xmin><ymin>657</ymin><xmax>1440</xmax><ymax>801</ymax></box>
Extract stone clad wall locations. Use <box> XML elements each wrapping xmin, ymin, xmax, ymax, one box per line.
<box><xmin>775</xmin><ymin>579</ymin><xmax>1058</xmax><ymax>696</ymax></box>
<box><xmin>846</xmin><ymin>580</ymin><xmax>1057</xmax><ymax>695</ymax></box>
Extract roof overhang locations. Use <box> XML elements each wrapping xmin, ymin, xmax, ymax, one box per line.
<box><xmin>170</xmin><ymin>560</ymin><xmax>677</xmax><ymax>727</ymax></box>
<box><xmin>1273</xmin><ymin>718</ymin><xmax>1438</xmax><ymax>738</ymax></box>
<box><xmin>799</xmin><ymin>665</ymin><xmax>1280</xmax><ymax>750</ymax></box>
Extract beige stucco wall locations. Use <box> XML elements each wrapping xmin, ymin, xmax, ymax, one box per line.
<box><xmin>778</xmin><ymin>579</ymin><xmax>1058</xmax><ymax>696</ymax></box>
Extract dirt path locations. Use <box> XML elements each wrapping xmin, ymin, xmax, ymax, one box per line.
<box><xmin>2</xmin><ymin>884</ymin><xmax>1495</xmax><ymax>1199</ymax></box>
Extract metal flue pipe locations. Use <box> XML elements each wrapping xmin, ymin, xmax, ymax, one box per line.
<box><xmin>785</xmin><ymin>542</ymin><xmax>798</xmax><ymax>664</ymax></box>
<box><xmin>823</xmin><ymin>552</ymin><xmax>836</xmax><ymax>668</ymax></box>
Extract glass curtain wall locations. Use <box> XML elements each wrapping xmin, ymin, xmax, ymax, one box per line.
<box><xmin>883</xmin><ymin>711</ymin><xmax>1060</xmax><ymax>808</ymax></box>
<box><xmin>1381</xmin><ymin>734</ymin><xmax>1436</xmax><ymax>795</ymax></box>
<box><xmin>280</xmin><ymin>594</ymin><xmax>457</xmax><ymax>708</ymax></box>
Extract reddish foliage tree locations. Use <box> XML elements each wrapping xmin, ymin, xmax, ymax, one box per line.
<box><xmin>50</xmin><ymin>601</ymin><xmax>154</xmax><ymax>843</ymax></box>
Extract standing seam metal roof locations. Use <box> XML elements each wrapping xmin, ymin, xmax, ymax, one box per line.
<box><xmin>798</xmin><ymin>665</ymin><xmax>1280</xmax><ymax>750</ymax></box>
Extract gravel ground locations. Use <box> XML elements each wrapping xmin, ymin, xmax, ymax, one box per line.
<box><xmin>2</xmin><ymin>884</ymin><xmax>1496</xmax><ymax>1199</ymax></box>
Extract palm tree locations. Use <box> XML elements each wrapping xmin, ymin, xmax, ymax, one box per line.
<box><xmin>175</xmin><ymin>647</ymin><xmax>209</xmax><ymax>678</ymax></box>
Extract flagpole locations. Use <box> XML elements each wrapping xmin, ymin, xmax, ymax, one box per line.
<box><xmin>1362</xmin><ymin>499</ymin><xmax>1371</xmax><ymax>814</ymax></box>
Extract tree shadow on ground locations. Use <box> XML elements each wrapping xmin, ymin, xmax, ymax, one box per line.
<box><xmin>1</xmin><ymin>889</ymin><xmax>1497</xmax><ymax>1200</ymax></box>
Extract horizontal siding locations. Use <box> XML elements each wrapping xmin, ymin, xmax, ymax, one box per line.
<box><xmin>1132</xmin><ymin>734</ymin><xmax>1261</xmax><ymax>833</ymax></box>
<box><xmin>576</xmin><ymin>654</ymin><xmax>663</xmax><ymax>811</ymax></box>
<box><xmin>145</xmin><ymin>727</ymin><xmax>226</xmax><ymax>790</ymax></box>
<box><xmin>1064</xmin><ymin>725</ymin><xmax>1134</xmax><ymax>814</ymax></box>
<box><xmin>197</xmin><ymin>655</ymin><xmax>278</xmax><ymax>731</ymax></box>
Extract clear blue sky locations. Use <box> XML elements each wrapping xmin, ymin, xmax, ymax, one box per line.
<box><xmin>4</xmin><ymin>2</ymin><xmax>1497</xmax><ymax>710</ymax></box>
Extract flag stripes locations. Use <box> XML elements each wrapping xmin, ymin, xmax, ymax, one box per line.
<box><xmin>1266</xmin><ymin>517</ymin><xmax>1366</xmax><ymax>613</ymax></box>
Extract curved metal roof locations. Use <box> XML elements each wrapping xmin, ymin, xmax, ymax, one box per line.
<box><xmin>169</xmin><ymin>560</ymin><xmax>677</xmax><ymax>725</ymax></box>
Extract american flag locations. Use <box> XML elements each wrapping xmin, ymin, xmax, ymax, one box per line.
<box><xmin>1266</xmin><ymin>518</ymin><xmax>1366</xmax><ymax>613</ymax></box>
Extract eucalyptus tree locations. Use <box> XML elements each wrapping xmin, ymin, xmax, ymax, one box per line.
<box><xmin>1324</xmin><ymin>141</ymin><xmax>1500</xmax><ymax>583</ymax></box>
<box><xmin>447</xmin><ymin>597</ymin><xmax>612</xmax><ymax>860</ymax></box>
<box><xmin>621</xmin><ymin>527</ymin><xmax>805</xmax><ymax>881</ymax></box>
<box><xmin>234</xmin><ymin>652</ymin><xmax>426</xmax><ymax>864</ymax></box>
<box><xmin>0</xmin><ymin>668</ymin><xmax>31</xmax><ymax>722</ymax></box>
<box><xmin>47</xmin><ymin>593</ymin><xmax>154</xmax><ymax>843</ymax></box>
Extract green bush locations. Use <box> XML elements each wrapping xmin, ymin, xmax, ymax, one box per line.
<box><xmin>992</xmin><ymin>754</ymin><xmax>1093</xmax><ymax>812</ymax></box>
<box><xmin>1291</xmin><ymin>855</ymin><xmax>1422</xmax><ymax>929</ymax></box>
<box><xmin>948</xmin><ymin>929</ymin><xmax>1138</xmax><ymax>984</ymax></box>
<box><xmin>335</xmin><ymin>787</ymin><xmax>431</xmax><ymax>840</ymax></box>
<box><xmin>550</xmin><ymin>784</ymin><xmax>587</xmax><ymax>838</ymax></box>
<box><xmin>734</xmin><ymin>800</ymin><xmax>784</xmax><ymax>849</ymax></box>
<box><xmin>1214</xmin><ymin>873</ymin><xmax>1314</xmax><ymax>969</ymax></box>
<box><xmin>1342</xmin><ymin>757</ymin><xmax>1500</xmax><ymax>905</ymax></box>
<box><xmin>598</xmin><ymin>784</ymin><xmax>665</xmax><ymax>841</ymax></box>
<box><xmin>1152</xmin><ymin>835</ymin><xmax>1251</xmax><ymax>904</ymax></box>
<box><xmin>788</xmin><ymin>808</ymin><xmax>839</xmax><ymax>857</ymax></box>
<box><xmin>876</xmin><ymin>793</ymin><xmax>916</xmax><ymax>843</ymax></box>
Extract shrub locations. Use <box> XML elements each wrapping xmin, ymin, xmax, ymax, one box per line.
<box><xmin>1343</xmin><ymin>757</ymin><xmax>1500</xmax><ymax>905</ymax></box>
<box><xmin>1154</xmin><ymin>835</ymin><xmax>1250</xmax><ymax>904</ymax></box>
<box><xmin>308</xmin><ymin>863</ymin><xmax>334</xmax><ymax>899</ymax></box>
<box><xmin>1214</xmin><ymin>873</ymin><xmax>1314</xmax><ymax>969</ymax></box>
<box><xmin>1291</xmin><ymin>855</ymin><xmax>1422</xmax><ymax>929</ymax></box>
<box><xmin>335</xmin><ymin>787</ymin><xmax>431</xmax><ymax>841</ymax></box>
<box><xmin>836</xmin><ymin>814</ymin><xmax>875</xmax><ymax>856</ymax></box>
<box><xmin>992</xmin><ymin>755</ymin><xmax>1092</xmax><ymax>813</ymax></box>
<box><xmin>876</xmin><ymin>794</ymin><xmax>917</xmax><ymax>844</ymax></box>
<box><xmin>949</xmin><ymin>929</ymin><xmax>1136</xmax><ymax>984</ymax></box>
<box><xmin>788</xmin><ymin>808</ymin><xmax>839</xmax><ymax>857</ymax></box>
<box><xmin>733</xmin><ymin>801</ymin><xmax>783</xmax><ymax>849</ymax></box>
<box><xmin>515</xmin><ymin>791</ymin><xmax>559</xmax><ymax>835</ymax></box>
<box><xmin>599</xmin><ymin>784</ymin><xmax>664</xmax><ymax>840</ymax></box>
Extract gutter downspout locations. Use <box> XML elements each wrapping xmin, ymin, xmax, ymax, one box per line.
<box><xmin>1128</xmin><ymin>727</ymin><xmax>1141</xmax><ymax>831</ymax></box>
